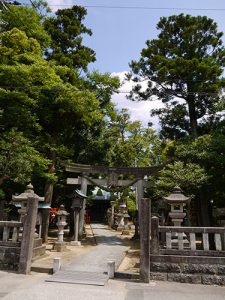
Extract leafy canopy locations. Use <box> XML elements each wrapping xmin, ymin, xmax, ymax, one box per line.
<box><xmin>128</xmin><ymin>14</ymin><xmax>225</xmax><ymax>137</ymax></box>
<box><xmin>0</xmin><ymin>5</ymin><xmax>51</xmax><ymax>49</ymax></box>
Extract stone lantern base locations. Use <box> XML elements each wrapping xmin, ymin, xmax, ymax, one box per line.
<box><xmin>122</xmin><ymin>228</ymin><xmax>130</xmax><ymax>235</ymax></box>
<box><xmin>70</xmin><ymin>241</ymin><xmax>81</xmax><ymax>246</ymax></box>
<box><xmin>54</xmin><ymin>241</ymin><xmax>67</xmax><ymax>252</ymax></box>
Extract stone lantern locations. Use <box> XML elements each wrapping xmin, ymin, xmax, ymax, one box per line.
<box><xmin>70</xmin><ymin>189</ymin><xmax>87</xmax><ymax>246</ymax></box>
<box><xmin>122</xmin><ymin>212</ymin><xmax>130</xmax><ymax>235</ymax></box>
<box><xmin>54</xmin><ymin>205</ymin><xmax>69</xmax><ymax>252</ymax></box>
<box><xmin>117</xmin><ymin>203</ymin><xmax>127</xmax><ymax>231</ymax></box>
<box><xmin>12</xmin><ymin>183</ymin><xmax>46</xmax><ymax>259</ymax></box>
<box><xmin>12</xmin><ymin>183</ymin><xmax>44</xmax><ymax>223</ymax></box>
<box><xmin>109</xmin><ymin>200</ymin><xmax>116</xmax><ymax>228</ymax></box>
<box><xmin>164</xmin><ymin>186</ymin><xmax>190</xmax><ymax>227</ymax></box>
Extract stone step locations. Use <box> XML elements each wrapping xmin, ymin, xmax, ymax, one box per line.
<box><xmin>32</xmin><ymin>245</ymin><xmax>46</xmax><ymax>259</ymax></box>
<box><xmin>31</xmin><ymin>265</ymin><xmax>53</xmax><ymax>274</ymax></box>
<box><xmin>33</xmin><ymin>238</ymin><xmax>43</xmax><ymax>248</ymax></box>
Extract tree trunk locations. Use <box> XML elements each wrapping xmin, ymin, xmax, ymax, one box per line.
<box><xmin>41</xmin><ymin>183</ymin><xmax>53</xmax><ymax>243</ymax></box>
<box><xmin>198</xmin><ymin>190</ymin><xmax>211</xmax><ymax>227</ymax></box>
<box><xmin>0</xmin><ymin>199</ymin><xmax>6</xmax><ymax>221</ymax></box>
<box><xmin>187</xmin><ymin>95</ymin><xmax>198</xmax><ymax>138</ymax></box>
<box><xmin>41</xmin><ymin>151</ymin><xmax>56</xmax><ymax>243</ymax></box>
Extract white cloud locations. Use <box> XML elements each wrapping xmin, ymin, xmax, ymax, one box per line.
<box><xmin>47</xmin><ymin>0</ymin><xmax>73</xmax><ymax>12</ymax></box>
<box><xmin>111</xmin><ymin>71</ymin><xmax>164</xmax><ymax>129</ymax></box>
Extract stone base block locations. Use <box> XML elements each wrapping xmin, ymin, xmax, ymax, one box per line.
<box><xmin>202</xmin><ymin>275</ymin><xmax>225</xmax><ymax>286</ymax></box>
<box><xmin>150</xmin><ymin>272</ymin><xmax>168</xmax><ymax>281</ymax></box>
<box><xmin>117</xmin><ymin>226</ymin><xmax>124</xmax><ymax>232</ymax></box>
<box><xmin>33</xmin><ymin>238</ymin><xmax>42</xmax><ymax>248</ymax></box>
<box><xmin>218</xmin><ymin>266</ymin><xmax>225</xmax><ymax>275</ymax></box>
<box><xmin>168</xmin><ymin>273</ymin><xmax>202</xmax><ymax>284</ymax></box>
<box><xmin>122</xmin><ymin>230</ymin><xmax>130</xmax><ymax>235</ymax></box>
<box><xmin>54</xmin><ymin>242</ymin><xmax>67</xmax><ymax>252</ymax></box>
<box><xmin>32</xmin><ymin>245</ymin><xmax>46</xmax><ymax>259</ymax></box>
<box><xmin>70</xmin><ymin>241</ymin><xmax>81</xmax><ymax>246</ymax></box>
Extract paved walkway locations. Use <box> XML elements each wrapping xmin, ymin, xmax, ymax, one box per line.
<box><xmin>65</xmin><ymin>223</ymin><xmax>129</xmax><ymax>273</ymax></box>
<box><xmin>0</xmin><ymin>224</ymin><xmax>225</xmax><ymax>300</ymax></box>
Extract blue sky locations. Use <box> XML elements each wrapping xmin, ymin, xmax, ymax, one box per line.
<box><xmin>47</xmin><ymin>0</ymin><xmax>225</xmax><ymax>127</ymax></box>
<box><xmin>63</xmin><ymin>0</ymin><xmax>225</xmax><ymax>73</ymax></box>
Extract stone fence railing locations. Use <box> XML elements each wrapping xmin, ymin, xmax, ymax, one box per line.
<box><xmin>0</xmin><ymin>221</ymin><xmax>22</xmax><ymax>246</ymax></box>
<box><xmin>151</xmin><ymin>216</ymin><xmax>225</xmax><ymax>256</ymax></box>
<box><xmin>0</xmin><ymin>221</ymin><xmax>23</xmax><ymax>271</ymax></box>
<box><xmin>150</xmin><ymin>216</ymin><xmax>225</xmax><ymax>285</ymax></box>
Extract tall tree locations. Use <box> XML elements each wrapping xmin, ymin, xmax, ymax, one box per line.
<box><xmin>128</xmin><ymin>14</ymin><xmax>225</xmax><ymax>137</ymax></box>
<box><xmin>44</xmin><ymin>5</ymin><xmax>96</xmax><ymax>71</ymax></box>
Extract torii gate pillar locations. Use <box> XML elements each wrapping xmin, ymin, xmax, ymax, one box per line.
<box><xmin>79</xmin><ymin>176</ymin><xmax>88</xmax><ymax>238</ymax></box>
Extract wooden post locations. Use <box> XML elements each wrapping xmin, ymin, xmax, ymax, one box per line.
<box><xmin>79</xmin><ymin>176</ymin><xmax>88</xmax><ymax>238</ymax></box>
<box><xmin>19</xmin><ymin>197</ymin><xmax>38</xmax><ymax>274</ymax></box>
<box><xmin>151</xmin><ymin>216</ymin><xmax>159</xmax><ymax>255</ymax></box>
<box><xmin>139</xmin><ymin>198</ymin><xmax>151</xmax><ymax>283</ymax></box>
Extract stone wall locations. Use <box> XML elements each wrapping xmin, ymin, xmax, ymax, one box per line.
<box><xmin>0</xmin><ymin>246</ymin><xmax>20</xmax><ymax>271</ymax></box>
<box><xmin>151</xmin><ymin>258</ymin><xmax>225</xmax><ymax>285</ymax></box>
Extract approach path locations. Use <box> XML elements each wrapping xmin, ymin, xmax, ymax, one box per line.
<box><xmin>64</xmin><ymin>223</ymin><xmax>129</xmax><ymax>273</ymax></box>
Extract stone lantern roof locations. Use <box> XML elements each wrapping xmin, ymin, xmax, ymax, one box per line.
<box><xmin>164</xmin><ymin>186</ymin><xmax>190</xmax><ymax>204</ymax></box>
<box><xmin>56</xmin><ymin>205</ymin><xmax>69</xmax><ymax>216</ymax></box>
<box><xmin>69</xmin><ymin>189</ymin><xmax>87</xmax><ymax>199</ymax></box>
<box><xmin>12</xmin><ymin>183</ymin><xmax>44</xmax><ymax>202</ymax></box>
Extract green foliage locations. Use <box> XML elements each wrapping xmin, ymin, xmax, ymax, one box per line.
<box><xmin>0</xmin><ymin>129</ymin><xmax>52</xmax><ymax>186</ymax></box>
<box><xmin>126</xmin><ymin>193</ymin><xmax>136</xmax><ymax>215</ymax></box>
<box><xmin>0</xmin><ymin>28</ymin><xmax>41</xmax><ymax>64</ymax></box>
<box><xmin>105</xmin><ymin>108</ymin><xmax>162</xmax><ymax>167</ymax></box>
<box><xmin>0</xmin><ymin>5</ymin><xmax>51</xmax><ymax>49</ymax></box>
<box><xmin>174</xmin><ymin>133</ymin><xmax>225</xmax><ymax>206</ymax></box>
<box><xmin>44</xmin><ymin>5</ymin><xmax>96</xmax><ymax>70</ymax></box>
<box><xmin>0</xmin><ymin>189</ymin><xmax>5</xmax><ymax>199</ymax></box>
<box><xmin>85</xmin><ymin>71</ymin><xmax>120</xmax><ymax>110</ymax></box>
<box><xmin>151</xmin><ymin>102</ymin><xmax>189</xmax><ymax>140</ymax></box>
<box><xmin>128</xmin><ymin>14</ymin><xmax>225</xmax><ymax>138</ymax></box>
<box><xmin>156</xmin><ymin>161</ymin><xmax>208</xmax><ymax>196</ymax></box>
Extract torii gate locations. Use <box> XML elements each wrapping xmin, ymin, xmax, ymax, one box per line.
<box><xmin>65</xmin><ymin>162</ymin><xmax>163</xmax><ymax>236</ymax></box>
<box><xmin>66</xmin><ymin>162</ymin><xmax>164</xmax><ymax>283</ymax></box>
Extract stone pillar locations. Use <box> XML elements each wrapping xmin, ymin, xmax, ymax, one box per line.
<box><xmin>136</xmin><ymin>179</ymin><xmax>144</xmax><ymax>211</ymax></box>
<box><xmin>19</xmin><ymin>197</ymin><xmax>38</xmax><ymax>274</ymax></box>
<box><xmin>133</xmin><ymin>179</ymin><xmax>144</xmax><ymax>239</ymax></box>
<box><xmin>151</xmin><ymin>216</ymin><xmax>159</xmax><ymax>255</ymax></box>
<box><xmin>107</xmin><ymin>260</ymin><xmax>115</xmax><ymax>279</ymax></box>
<box><xmin>71</xmin><ymin>209</ymin><xmax>81</xmax><ymax>246</ymax></box>
<box><xmin>109</xmin><ymin>201</ymin><xmax>115</xmax><ymax>227</ymax></box>
<box><xmin>139</xmin><ymin>198</ymin><xmax>151</xmax><ymax>283</ymax></box>
<box><xmin>79</xmin><ymin>176</ymin><xmax>88</xmax><ymax>238</ymax></box>
<box><xmin>53</xmin><ymin>257</ymin><xmax>61</xmax><ymax>273</ymax></box>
